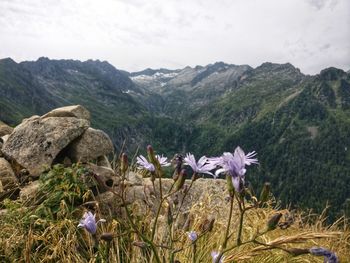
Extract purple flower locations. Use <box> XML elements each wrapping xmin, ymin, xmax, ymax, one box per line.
<box><xmin>310</xmin><ymin>247</ymin><xmax>339</xmax><ymax>263</ymax></box>
<box><xmin>136</xmin><ymin>155</ymin><xmax>170</xmax><ymax>172</ymax></box>
<box><xmin>137</xmin><ymin>155</ymin><xmax>155</xmax><ymax>172</ymax></box>
<box><xmin>187</xmin><ymin>231</ymin><xmax>198</xmax><ymax>242</ymax></box>
<box><xmin>156</xmin><ymin>155</ymin><xmax>171</xmax><ymax>167</ymax></box>
<box><xmin>211</xmin><ymin>251</ymin><xmax>224</xmax><ymax>263</ymax></box>
<box><xmin>77</xmin><ymin>211</ymin><xmax>106</xmax><ymax>234</ymax></box>
<box><xmin>184</xmin><ymin>153</ymin><xmax>215</xmax><ymax>175</ymax></box>
<box><xmin>208</xmin><ymin>146</ymin><xmax>258</xmax><ymax>192</ymax></box>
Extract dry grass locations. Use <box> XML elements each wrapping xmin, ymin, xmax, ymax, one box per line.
<box><xmin>0</xmin><ymin>165</ymin><xmax>349</xmax><ymax>262</ymax></box>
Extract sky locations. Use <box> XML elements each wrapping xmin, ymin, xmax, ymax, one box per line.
<box><xmin>0</xmin><ymin>0</ymin><xmax>349</xmax><ymax>74</ymax></box>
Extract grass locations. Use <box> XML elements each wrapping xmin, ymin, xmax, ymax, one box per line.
<box><xmin>0</xmin><ymin>163</ymin><xmax>349</xmax><ymax>262</ymax></box>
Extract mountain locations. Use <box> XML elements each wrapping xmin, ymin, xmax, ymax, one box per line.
<box><xmin>0</xmin><ymin>57</ymin><xmax>172</xmax><ymax>152</ymax></box>
<box><xmin>1</xmin><ymin>57</ymin><xmax>350</xmax><ymax>219</ymax></box>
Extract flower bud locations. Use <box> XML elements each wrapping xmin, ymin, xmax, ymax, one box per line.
<box><xmin>120</xmin><ymin>153</ymin><xmax>128</xmax><ymax>174</ymax></box>
<box><xmin>147</xmin><ymin>145</ymin><xmax>156</xmax><ymax>163</ymax></box>
<box><xmin>174</xmin><ymin>169</ymin><xmax>186</xmax><ymax>191</ymax></box>
<box><xmin>187</xmin><ymin>231</ymin><xmax>198</xmax><ymax>242</ymax></box>
<box><xmin>266</xmin><ymin>213</ymin><xmax>282</xmax><ymax>231</ymax></box>
<box><xmin>200</xmin><ymin>217</ymin><xmax>215</xmax><ymax>233</ymax></box>
<box><xmin>100</xmin><ymin>232</ymin><xmax>114</xmax><ymax>242</ymax></box>
<box><xmin>167</xmin><ymin>204</ymin><xmax>173</xmax><ymax>225</ymax></box>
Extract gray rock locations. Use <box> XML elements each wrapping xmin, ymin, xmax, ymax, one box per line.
<box><xmin>0</xmin><ymin>157</ymin><xmax>18</xmax><ymax>191</ymax></box>
<box><xmin>127</xmin><ymin>171</ymin><xmax>143</xmax><ymax>186</ymax></box>
<box><xmin>66</xmin><ymin>128</ymin><xmax>114</xmax><ymax>163</ymax></box>
<box><xmin>2</xmin><ymin>117</ymin><xmax>89</xmax><ymax>177</ymax></box>
<box><xmin>97</xmin><ymin>155</ymin><xmax>112</xmax><ymax>168</ymax></box>
<box><xmin>41</xmin><ymin>105</ymin><xmax>90</xmax><ymax>121</ymax></box>
<box><xmin>83</xmin><ymin>163</ymin><xmax>120</xmax><ymax>193</ymax></box>
<box><xmin>0</xmin><ymin>121</ymin><xmax>14</xmax><ymax>137</ymax></box>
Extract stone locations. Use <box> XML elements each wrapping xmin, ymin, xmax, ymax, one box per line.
<box><xmin>83</xmin><ymin>163</ymin><xmax>120</xmax><ymax>194</ymax></box>
<box><xmin>96</xmin><ymin>176</ymin><xmax>228</xmax><ymax>218</ymax></box>
<box><xmin>19</xmin><ymin>181</ymin><xmax>40</xmax><ymax>201</ymax></box>
<box><xmin>0</xmin><ymin>157</ymin><xmax>18</xmax><ymax>191</ymax></box>
<box><xmin>97</xmin><ymin>155</ymin><xmax>112</xmax><ymax>168</ymax></box>
<box><xmin>0</xmin><ymin>121</ymin><xmax>13</xmax><ymax>137</ymax></box>
<box><xmin>2</xmin><ymin>117</ymin><xmax>89</xmax><ymax>177</ymax></box>
<box><xmin>66</xmin><ymin>128</ymin><xmax>114</xmax><ymax>163</ymax></box>
<box><xmin>41</xmin><ymin>105</ymin><xmax>90</xmax><ymax>121</ymax></box>
<box><xmin>1</xmin><ymin>134</ymin><xmax>10</xmax><ymax>144</ymax></box>
<box><xmin>126</xmin><ymin>171</ymin><xmax>143</xmax><ymax>186</ymax></box>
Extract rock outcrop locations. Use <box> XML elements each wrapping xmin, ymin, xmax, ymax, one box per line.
<box><xmin>2</xmin><ymin>116</ymin><xmax>89</xmax><ymax>176</ymax></box>
<box><xmin>41</xmin><ymin>105</ymin><xmax>90</xmax><ymax>121</ymax></box>
<box><xmin>65</xmin><ymin>128</ymin><xmax>114</xmax><ymax>163</ymax></box>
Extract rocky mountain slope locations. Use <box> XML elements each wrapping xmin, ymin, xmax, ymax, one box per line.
<box><xmin>1</xmin><ymin>57</ymin><xmax>349</xmax><ymax>219</ymax></box>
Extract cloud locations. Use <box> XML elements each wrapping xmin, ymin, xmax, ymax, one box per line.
<box><xmin>0</xmin><ymin>0</ymin><xmax>349</xmax><ymax>74</ymax></box>
<box><xmin>305</xmin><ymin>0</ymin><xmax>339</xmax><ymax>10</ymax></box>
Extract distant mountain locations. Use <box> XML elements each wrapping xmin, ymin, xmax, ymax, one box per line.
<box><xmin>1</xmin><ymin>57</ymin><xmax>350</xmax><ymax>219</ymax></box>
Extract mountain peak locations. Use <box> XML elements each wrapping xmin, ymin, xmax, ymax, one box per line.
<box><xmin>319</xmin><ymin>67</ymin><xmax>346</xmax><ymax>81</ymax></box>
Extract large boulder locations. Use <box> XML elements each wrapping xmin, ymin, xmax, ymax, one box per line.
<box><xmin>0</xmin><ymin>157</ymin><xmax>18</xmax><ymax>191</ymax></box>
<box><xmin>41</xmin><ymin>105</ymin><xmax>90</xmax><ymax>121</ymax></box>
<box><xmin>65</xmin><ymin>128</ymin><xmax>114</xmax><ymax>163</ymax></box>
<box><xmin>2</xmin><ymin>117</ymin><xmax>89</xmax><ymax>176</ymax></box>
<box><xmin>0</xmin><ymin>121</ymin><xmax>14</xmax><ymax>137</ymax></box>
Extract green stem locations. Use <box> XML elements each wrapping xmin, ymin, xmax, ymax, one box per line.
<box><xmin>174</xmin><ymin>178</ymin><xmax>195</xmax><ymax>222</ymax></box>
<box><xmin>192</xmin><ymin>243</ymin><xmax>197</xmax><ymax>263</ymax></box>
<box><xmin>215</xmin><ymin>195</ymin><xmax>234</xmax><ymax>263</ymax></box>
<box><xmin>236</xmin><ymin>197</ymin><xmax>245</xmax><ymax>246</ymax></box>
<box><xmin>223</xmin><ymin>195</ymin><xmax>234</xmax><ymax>249</ymax></box>
<box><xmin>151</xmin><ymin>194</ymin><xmax>165</xmax><ymax>242</ymax></box>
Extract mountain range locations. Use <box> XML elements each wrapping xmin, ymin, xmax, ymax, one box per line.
<box><xmin>1</xmin><ymin>57</ymin><xmax>349</xmax><ymax>219</ymax></box>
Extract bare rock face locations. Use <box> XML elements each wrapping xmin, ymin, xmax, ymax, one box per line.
<box><xmin>66</xmin><ymin>128</ymin><xmax>114</xmax><ymax>163</ymax></box>
<box><xmin>41</xmin><ymin>105</ymin><xmax>90</xmax><ymax>121</ymax></box>
<box><xmin>0</xmin><ymin>157</ymin><xmax>18</xmax><ymax>191</ymax></box>
<box><xmin>2</xmin><ymin>117</ymin><xmax>89</xmax><ymax>177</ymax></box>
<box><xmin>97</xmin><ymin>177</ymin><xmax>227</xmax><ymax>216</ymax></box>
<box><xmin>0</xmin><ymin>121</ymin><xmax>14</xmax><ymax>137</ymax></box>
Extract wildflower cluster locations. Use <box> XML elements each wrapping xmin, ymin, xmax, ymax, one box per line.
<box><xmin>75</xmin><ymin>145</ymin><xmax>339</xmax><ymax>263</ymax></box>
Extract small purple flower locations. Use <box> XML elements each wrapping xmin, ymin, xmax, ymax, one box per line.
<box><xmin>137</xmin><ymin>155</ymin><xmax>155</xmax><ymax>172</ymax></box>
<box><xmin>156</xmin><ymin>155</ymin><xmax>171</xmax><ymax>167</ymax></box>
<box><xmin>136</xmin><ymin>155</ymin><xmax>170</xmax><ymax>172</ymax></box>
<box><xmin>211</xmin><ymin>251</ymin><xmax>224</xmax><ymax>263</ymax></box>
<box><xmin>77</xmin><ymin>211</ymin><xmax>105</xmax><ymax>234</ymax></box>
<box><xmin>208</xmin><ymin>146</ymin><xmax>258</xmax><ymax>192</ymax></box>
<box><xmin>184</xmin><ymin>153</ymin><xmax>215</xmax><ymax>175</ymax></box>
<box><xmin>309</xmin><ymin>247</ymin><xmax>339</xmax><ymax>263</ymax></box>
<box><xmin>187</xmin><ymin>231</ymin><xmax>198</xmax><ymax>242</ymax></box>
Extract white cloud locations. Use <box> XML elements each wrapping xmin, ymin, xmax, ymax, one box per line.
<box><xmin>0</xmin><ymin>0</ymin><xmax>349</xmax><ymax>74</ymax></box>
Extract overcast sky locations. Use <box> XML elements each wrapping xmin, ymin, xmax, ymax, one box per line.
<box><xmin>0</xmin><ymin>0</ymin><xmax>349</xmax><ymax>74</ymax></box>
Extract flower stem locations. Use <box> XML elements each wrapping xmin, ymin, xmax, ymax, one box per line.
<box><xmin>192</xmin><ymin>243</ymin><xmax>197</xmax><ymax>263</ymax></box>
<box><xmin>223</xmin><ymin>195</ymin><xmax>234</xmax><ymax>249</ymax></box>
<box><xmin>236</xmin><ymin>196</ymin><xmax>245</xmax><ymax>246</ymax></box>
<box><xmin>215</xmin><ymin>194</ymin><xmax>234</xmax><ymax>263</ymax></box>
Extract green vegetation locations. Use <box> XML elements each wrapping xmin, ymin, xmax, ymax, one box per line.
<box><xmin>1</xmin><ymin>156</ymin><xmax>350</xmax><ymax>262</ymax></box>
<box><xmin>0</xmin><ymin>58</ymin><xmax>349</xmax><ymax>220</ymax></box>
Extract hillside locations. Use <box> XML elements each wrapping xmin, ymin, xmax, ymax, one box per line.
<box><xmin>1</xmin><ymin>57</ymin><xmax>349</xmax><ymax>219</ymax></box>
